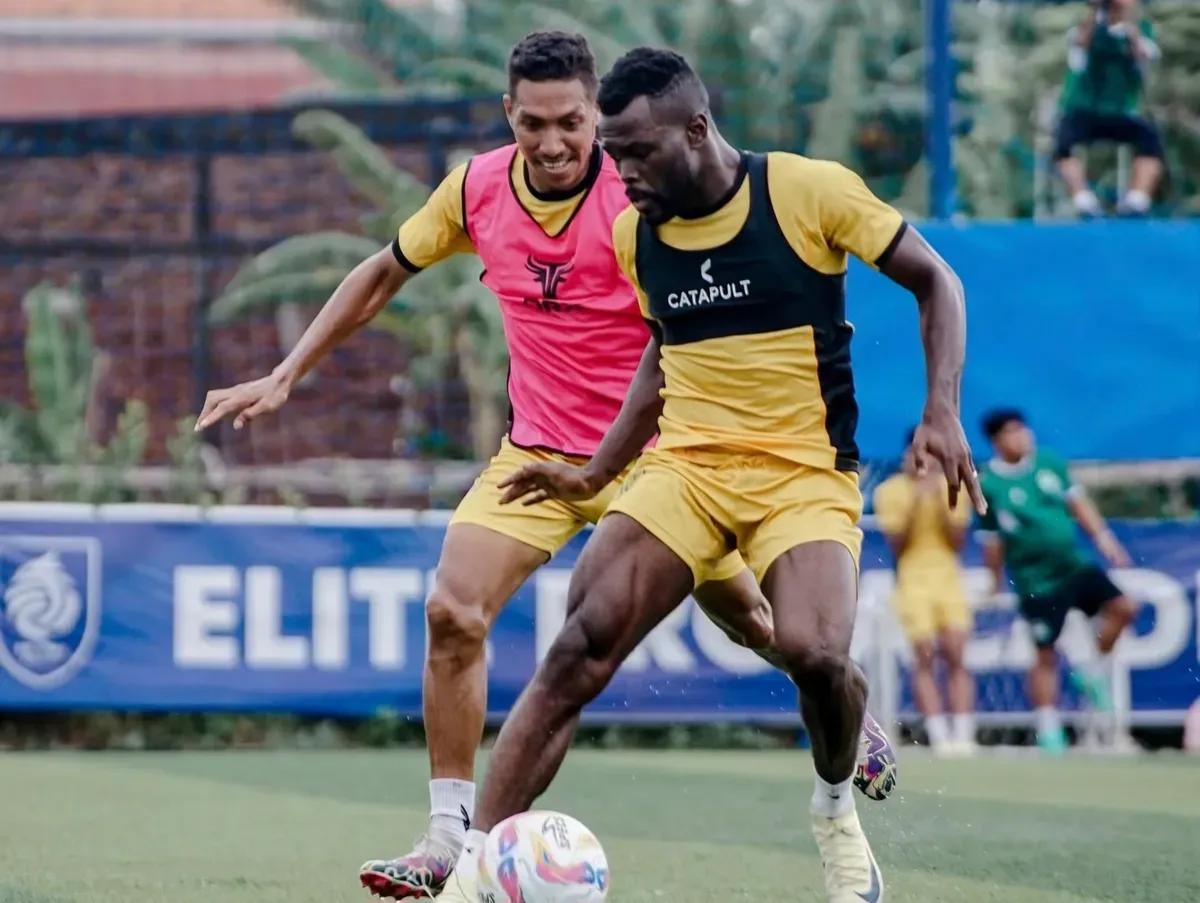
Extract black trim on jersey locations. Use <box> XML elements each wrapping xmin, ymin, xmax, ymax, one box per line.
<box><xmin>634</xmin><ymin>151</ymin><xmax>859</xmax><ymax>472</ymax></box>
<box><xmin>656</xmin><ymin>296</ymin><xmax>834</xmax><ymax>346</ymax></box>
<box><xmin>391</xmin><ymin>237</ymin><xmax>422</xmax><ymax>274</ymax></box>
<box><xmin>508</xmin><ymin>144</ymin><xmax>601</xmax><ymax>238</ymax></box>
<box><xmin>675</xmin><ymin>153</ymin><xmax>749</xmax><ymax>221</ymax></box>
<box><xmin>522</xmin><ymin>142</ymin><xmax>602</xmax><ymax>201</ymax></box>
<box><xmin>760</xmin><ymin>154</ymin><xmax>858</xmax><ymax>472</ymax></box>
<box><xmin>503</xmin><ymin>359</ymin><xmax>514</xmax><ymax>439</ymax></box>
<box><xmin>505</xmin><ymin>435</ymin><xmax>594</xmax><ymax>461</ymax></box>
<box><xmin>874</xmin><ymin>220</ymin><xmax>908</xmax><ymax>271</ymax></box>
<box><xmin>459</xmin><ymin>157</ymin><xmax>474</xmax><ymax>242</ymax></box>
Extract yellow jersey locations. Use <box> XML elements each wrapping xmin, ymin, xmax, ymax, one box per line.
<box><xmin>873</xmin><ymin>473</ymin><xmax>972</xmax><ymax>581</ymax></box>
<box><xmin>393</xmin><ymin>144</ymin><xmax>601</xmax><ymax>270</ymax></box>
<box><xmin>611</xmin><ymin>151</ymin><xmax>904</xmax><ymax>472</ymax></box>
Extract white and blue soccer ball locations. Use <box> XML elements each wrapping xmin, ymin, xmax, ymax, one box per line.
<box><xmin>475</xmin><ymin>811</ymin><xmax>609</xmax><ymax>903</ymax></box>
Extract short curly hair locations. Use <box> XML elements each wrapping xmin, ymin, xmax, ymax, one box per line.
<box><xmin>981</xmin><ymin>407</ymin><xmax>1026</xmax><ymax>440</ymax></box>
<box><xmin>597</xmin><ymin>46</ymin><xmax>707</xmax><ymax>117</ymax></box>
<box><xmin>507</xmin><ymin>31</ymin><xmax>597</xmax><ymax>96</ymax></box>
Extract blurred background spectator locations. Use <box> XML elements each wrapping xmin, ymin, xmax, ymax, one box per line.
<box><xmin>1053</xmin><ymin>0</ymin><xmax>1163</xmax><ymax>217</ymax></box>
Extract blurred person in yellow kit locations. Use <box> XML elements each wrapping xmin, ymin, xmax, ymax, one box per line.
<box><xmin>873</xmin><ymin>428</ymin><xmax>977</xmax><ymax>756</ymax></box>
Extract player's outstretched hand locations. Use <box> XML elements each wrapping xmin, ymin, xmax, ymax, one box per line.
<box><xmin>498</xmin><ymin>462</ymin><xmax>599</xmax><ymax>506</ymax></box>
<box><xmin>911</xmin><ymin>411</ymin><xmax>988</xmax><ymax>516</ymax></box>
<box><xmin>194</xmin><ymin>373</ymin><xmax>290</xmax><ymax>432</ymax></box>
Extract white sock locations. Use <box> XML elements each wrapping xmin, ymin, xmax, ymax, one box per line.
<box><xmin>952</xmin><ymin>713</ymin><xmax>976</xmax><ymax>745</ymax></box>
<box><xmin>430</xmin><ymin>779</ymin><xmax>475</xmax><ymax>844</ymax></box>
<box><xmin>811</xmin><ymin>773</ymin><xmax>855</xmax><ymax>819</ymax></box>
<box><xmin>925</xmin><ymin>714</ymin><xmax>950</xmax><ymax>749</ymax></box>
<box><xmin>1072</xmin><ymin>190</ymin><xmax>1100</xmax><ymax>214</ymax></box>
<box><xmin>1036</xmin><ymin>706</ymin><xmax>1062</xmax><ymax>737</ymax></box>
<box><xmin>1121</xmin><ymin>189</ymin><xmax>1150</xmax><ymax>212</ymax></box>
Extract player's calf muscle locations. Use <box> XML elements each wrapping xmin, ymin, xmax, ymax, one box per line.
<box><xmin>763</xmin><ymin>542</ymin><xmax>866</xmax><ymax>777</ymax></box>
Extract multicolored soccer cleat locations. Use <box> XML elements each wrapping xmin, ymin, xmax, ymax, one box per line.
<box><xmin>854</xmin><ymin>712</ymin><xmax>898</xmax><ymax>802</ymax></box>
<box><xmin>359</xmin><ymin>835</ymin><xmax>457</xmax><ymax>899</ymax></box>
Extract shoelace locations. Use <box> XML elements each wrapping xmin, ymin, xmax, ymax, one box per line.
<box><xmin>821</xmin><ymin>823</ymin><xmax>869</xmax><ymax>889</ymax></box>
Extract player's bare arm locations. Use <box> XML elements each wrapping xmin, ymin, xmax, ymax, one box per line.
<box><xmin>1067</xmin><ymin>489</ymin><xmax>1132</xmax><ymax>567</ymax></box>
<box><xmin>878</xmin><ymin>227</ymin><xmax>985</xmax><ymax>515</ymax></box>
<box><xmin>498</xmin><ymin>325</ymin><xmax>665</xmax><ymax>506</ymax></box>
<box><xmin>195</xmin><ymin>247</ymin><xmax>411</xmax><ymax>431</ymax></box>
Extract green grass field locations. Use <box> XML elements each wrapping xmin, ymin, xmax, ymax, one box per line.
<box><xmin>1</xmin><ymin>748</ymin><xmax>1196</xmax><ymax>903</ymax></box>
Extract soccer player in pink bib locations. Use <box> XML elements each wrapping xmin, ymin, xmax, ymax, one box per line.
<box><xmin>195</xmin><ymin>31</ymin><xmax>897</xmax><ymax>902</ymax></box>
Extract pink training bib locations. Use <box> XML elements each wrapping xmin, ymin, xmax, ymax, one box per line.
<box><xmin>463</xmin><ymin>144</ymin><xmax>649</xmax><ymax>457</ymax></box>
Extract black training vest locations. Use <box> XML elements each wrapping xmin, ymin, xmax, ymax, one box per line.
<box><xmin>633</xmin><ymin>152</ymin><xmax>859</xmax><ymax>471</ymax></box>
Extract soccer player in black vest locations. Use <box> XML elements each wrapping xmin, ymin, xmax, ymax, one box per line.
<box><xmin>479</xmin><ymin>47</ymin><xmax>984</xmax><ymax>903</ymax></box>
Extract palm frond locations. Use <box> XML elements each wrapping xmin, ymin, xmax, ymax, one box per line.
<box><xmin>291</xmin><ymin>110</ymin><xmax>432</xmax><ymax>216</ymax></box>
<box><xmin>221</xmin><ymin>232</ymin><xmax>382</xmax><ymax>297</ymax></box>
<box><xmin>208</xmin><ymin>268</ymin><xmax>359</xmax><ymax>324</ymax></box>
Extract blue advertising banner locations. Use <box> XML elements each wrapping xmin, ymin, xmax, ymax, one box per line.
<box><xmin>0</xmin><ymin>505</ymin><xmax>1196</xmax><ymax>725</ymax></box>
<box><xmin>847</xmin><ymin>220</ymin><xmax>1200</xmax><ymax>462</ymax></box>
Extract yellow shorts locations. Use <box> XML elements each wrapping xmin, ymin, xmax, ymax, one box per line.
<box><xmin>892</xmin><ymin>574</ymin><xmax>972</xmax><ymax>644</ymax></box>
<box><xmin>605</xmin><ymin>447</ymin><xmax>863</xmax><ymax>585</ymax></box>
<box><xmin>450</xmin><ymin>437</ymin><xmax>746</xmax><ymax>583</ymax></box>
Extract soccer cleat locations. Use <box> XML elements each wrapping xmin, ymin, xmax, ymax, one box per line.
<box><xmin>359</xmin><ymin>833</ymin><xmax>459</xmax><ymax>899</ymax></box>
<box><xmin>1036</xmin><ymin>725</ymin><xmax>1069</xmax><ymax>757</ymax></box>
<box><xmin>430</xmin><ymin>866</ymin><xmax>476</xmax><ymax>903</ymax></box>
<box><xmin>1069</xmin><ymin>669</ymin><xmax>1114</xmax><ymax>713</ymax></box>
<box><xmin>854</xmin><ymin>712</ymin><xmax>898</xmax><ymax>802</ymax></box>
<box><xmin>812</xmin><ymin>809</ymin><xmax>885</xmax><ymax>903</ymax></box>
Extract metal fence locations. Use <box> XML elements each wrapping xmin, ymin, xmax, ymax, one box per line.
<box><xmin>1</xmin><ymin>0</ymin><xmax>1197</xmax><ymax>509</ymax></box>
<box><xmin>0</xmin><ymin>100</ymin><xmax>511</xmax><ymax>489</ymax></box>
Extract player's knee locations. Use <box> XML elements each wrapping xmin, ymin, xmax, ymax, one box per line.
<box><xmin>425</xmin><ymin>584</ymin><xmax>490</xmax><ymax>656</ymax></box>
<box><xmin>938</xmin><ymin>631</ymin><xmax>967</xmax><ymax>670</ymax></box>
<box><xmin>941</xmin><ymin>644</ymin><xmax>965</xmax><ymax>673</ymax></box>
<box><xmin>541</xmin><ymin>602</ymin><xmax>623</xmax><ymax>704</ymax></box>
<box><xmin>912</xmin><ymin>639</ymin><xmax>937</xmax><ymax>671</ymax></box>
<box><xmin>1104</xmin><ymin>595</ymin><xmax>1137</xmax><ymax>629</ymax></box>
<box><xmin>779</xmin><ymin>641</ymin><xmax>857</xmax><ymax>696</ymax></box>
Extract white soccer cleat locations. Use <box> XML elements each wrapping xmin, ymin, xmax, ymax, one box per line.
<box><xmin>432</xmin><ymin>866</ymin><xmax>477</xmax><ymax>903</ymax></box>
<box><xmin>812</xmin><ymin>809</ymin><xmax>884</xmax><ymax>903</ymax></box>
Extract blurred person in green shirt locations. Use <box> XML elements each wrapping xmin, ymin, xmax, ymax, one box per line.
<box><xmin>976</xmin><ymin>409</ymin><xmax>1137</xmax><ymax>755</ymax></box>
<box><xmin>1052</xmin><ymin>0</ymin><xmax>1163</xmax><ymax>218</ymax></box>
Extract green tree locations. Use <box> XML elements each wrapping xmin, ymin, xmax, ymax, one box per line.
<box><xmin>207</xmin><ymin>111</ymin><xmax>508</xmax><ymax>461</ymax></box>
<box><xmin>0</xmin><ymin>281</ymin><xmax>150</xmax><ymax>502</ymax></box>
<box><xmin>311</xmin><ymin>0</ymin><xmax>922</xmax><ymax>194</ymax></box>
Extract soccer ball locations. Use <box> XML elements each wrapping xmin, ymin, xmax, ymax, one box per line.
<box><xmin>475</xmin><ymin>811</ymin><xmax>609</xmax><ymax>903</ymax></box>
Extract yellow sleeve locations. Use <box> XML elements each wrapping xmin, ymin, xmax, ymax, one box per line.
<box><xmin>766</xmin><ymin>153</ymin><xmax>904</xmax><ymax>275</ymax></box>
<box><xmin>813</xmin><ymin>160</ymin><xmax>905</xmax><ymax>268</ymax></box>
<box><xmin>394</xmin><ymin>163</ymin><xmax>474</xmax><ymax>271</ymax></box>
<box><xmin>872</xmin><ymin>478</ymin><xmax>911</xmax><ymax>535</ymax></box>
<box><xmin>612</xmin><ymin>205</ymin><xmax>650</xmax><ymax>318</ymax></box>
